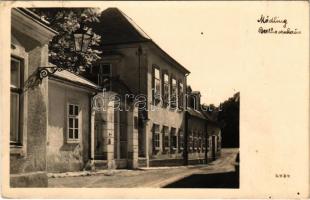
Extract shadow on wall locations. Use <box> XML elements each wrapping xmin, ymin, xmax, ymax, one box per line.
<box><xmin>163</xmin><ymin>171</ymin><xmax>239</xmax><ymax>188</ymax></box>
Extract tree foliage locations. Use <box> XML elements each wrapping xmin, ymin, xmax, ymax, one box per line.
<box><xmin>217</xmin><ymin>92</ymin><xmax>240</xmax><ymax>148</ymax></box>
<box><xmin>30</xmin><ymin>8</ymin><xmax>102</xmax><ymax>73</ymax></box>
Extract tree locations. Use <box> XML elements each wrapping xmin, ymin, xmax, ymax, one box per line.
<box><xmin>217</xmin><ymin>92</ymin><xmax>240</xmax><ymax>148</ymax></box>
<box><xmin>30</xmin><ymin>8</ymin><xmax>102</xmax><ymax>73</ymax></box>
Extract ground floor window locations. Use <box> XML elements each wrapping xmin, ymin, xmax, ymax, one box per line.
<box><xmin>178</xmin><ymin>130</ymin><xmax>184</xmax><ymax>150</ymax></box>
<box><xmin>208</xmin><ymin>137</ymin><xmax>212</xmax><ymax>151</ymax></box>
<box><xmin>170</xmin><ymin>127</ymin><xmax>177</xmax><ymax>149</ymax></box>
<box><xmin>189</xmin><ymin>132</ymin><xmax>193</xmax><ymax>151</ymax></box>
<box><xmin>193</xmin><ymin>131</ymin><xmax>198</xmax><ymax>151</ymax></box>
<box><xmin>202</xmin><ymin>135</ymin><xmax>206</xmax><ymax>151</ymax></box>
<box><xmin>10</xmin><ymin>57</ymin><xmax>23</xmax><ymax>146</ymax></box>
<box><xmin>67</xmin><ymin>104</ymin><xmax>80</xmax><ymax>141</ymax></box>
<box><xmin>153</xmin><ymin>124</ymin><xmax>160</xmax><ymax>150</ymax></box>
<box><xmin>163</xmin><ymin>126</ymin><xmax>169</xmax><ymax>151</ymax></box>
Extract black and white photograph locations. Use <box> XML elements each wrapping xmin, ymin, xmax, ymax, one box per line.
<box><xmin>1</xmin><ymin>1</ymin><xmax>309</xmax><ymax>199</ymax></box>
<box><xmin>9</xmin><ymin>6</ymin><xmax>240</xmax><ymax>188</ymax></box>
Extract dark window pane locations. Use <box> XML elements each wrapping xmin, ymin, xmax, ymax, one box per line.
<box><xmin>69</xmin><ymin>129</ymin><xmax>73</xmax><ymax>139</ymax></box>
<box><xmin>134</xmin><ymin>116</ymin><xmax>138</xmax><ymax>129</ymax></box>
<box><xmin>69</xmin><ymin>105</ymin><xmax>74</xmax><ymax>115</ymax></box>
<box><xmin>74</xmin><ymin>129</ymin><xmax>78</xmax><ymax>139</ymax></box>
<box><xmin>11</xmin><ymin>59</ymin><xmax>20</xmax><ymax>88</ymax></box>
<box><xmin>10</xmin><ymin>92</ymin><xmax>19</xmax><ymax>143</ymax></box>
<box><xmin>101</xmin><ymin>64</ymin><xmax>111</xmax><ymax>75</ymax></box>
<box><xmin>74</xmin><ymin>105</ymin><xmax>79</xmax><ymax>115</ymax></box>
<box><xmin>69</xmin><ymin>118</ymin><xmax>73</xmax><ymax>128</ymax></box>
<box><xmin>75</xmin><ymin>118</ymin><xmax>78</xmax><ymax>128</ymax></box>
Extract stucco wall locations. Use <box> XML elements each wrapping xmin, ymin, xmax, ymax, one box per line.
<box><xmin>146</xmin><ymin>45</ymin><xmax>187</xmax><ymax>161</ymax></box>
<box><xmin>188</xmin><ymin>116</ymin><xmax>207</xmax><ymax>161</ymax></box>
<box><xmin>47</xmin><ymin>80</ymin><xmax>91</xmax><ymax>173</ymax></box>
<box><xmin>10</xmin><ymin>28</ymin><xmax>50</xmax><ymax>187</ymax></box>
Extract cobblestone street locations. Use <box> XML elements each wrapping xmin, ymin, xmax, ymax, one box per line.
<box><xmin>48</xmin><ymin>148</ymin><xmax>239</xmax><ymax>188</ymax></box>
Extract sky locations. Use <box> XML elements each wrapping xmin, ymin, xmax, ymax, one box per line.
<box><xmin>99</xmin><ymin>3</ymin><xmax>241</xmax><ymax>106</ymax></box>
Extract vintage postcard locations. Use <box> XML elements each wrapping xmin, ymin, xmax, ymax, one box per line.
<box><xmin>0</xmin><ymin>1</ymin><xmax>309</xmax><ymax>199</ymax></box>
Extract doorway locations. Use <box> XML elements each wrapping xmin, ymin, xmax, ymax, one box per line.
<box><xmin>94</xmin><ymin>120</ymin><xmax>106</xmax><ymax>160</ymax></box>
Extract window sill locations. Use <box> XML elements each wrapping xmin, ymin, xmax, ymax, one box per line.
<box><xmin>66</xmin><ymin>139</ymin><xmax>80</xmax><ymax>144</ymax></box>
<box><xmin>154</xmin><ymin>147</ymin><xmax>160</xmax><ymax>151</ymax></box>
<box><xmin>10</xmin><ymin>145</ymin><xmax>25</xmax><ymax>156</ymax></box>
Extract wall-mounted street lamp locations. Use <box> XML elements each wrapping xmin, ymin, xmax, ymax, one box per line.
<box><xmin>73</xmin><ymin>25</ymin><xmax>93</xmax><ymax>53</ymax></box>
<box><xmin>37</xmin><ymin>23</ymin><xmax>94</xmax><ymax>81</ymax></box>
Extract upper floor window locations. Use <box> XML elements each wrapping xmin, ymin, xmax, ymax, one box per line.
<box><xmin>162</xmin><ymin>73</ymin><xmax>169</xmax><ymax>106</ymax></box>
<box><xmin>152</xmin><ymin>67</ymin><xmax>161</xmax><ymax>104</ymax></box>
<box><xmin>153</xmin><ymin>124</ymin><xmax>160</xmax><ymax>150</ymax></box>
<box><xmin>97</xmin><ymin>63</ymin><xmax>112</xmax><ymax>90</ymax></box>
<box><xmin>10</xmin><ymin>57</ymin><xmax>23</xmax><ymax>146</ymax></box>
<box><xmin>178</xmin><ymin>82</ymin><xmax>184</xmax><ymax>109</ymax></box>
<box><xmin>67</xmin><ymin>104</ymin><xmax>80</xmax><ymax>142</ymax></box>
<box><xmin>170</xmin><ymin>78</ymin><xmax>177</xmax><ymax>109</ymax></box>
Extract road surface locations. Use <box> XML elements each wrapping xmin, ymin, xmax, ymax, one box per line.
<box><xmin>48</xmin><ymin>148</ymin><xmax>239</xmax><ymax>188</ymax></box>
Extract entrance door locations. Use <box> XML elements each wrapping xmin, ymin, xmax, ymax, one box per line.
<box><xmin>212</xmin><ymin>135</ymin><xmax>216</xmax><ymax>160</ymax></box>
<box><xmin>95</xmin><ymin>121</ymin><xmax>106</xmax><ymax>160</ymax></box>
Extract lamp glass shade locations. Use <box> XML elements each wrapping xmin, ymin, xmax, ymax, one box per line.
<box><xmin>81</xmin><ymin>33</ymin><xmax>91</xmax><ymax>52</ymax></box>
<box><xmin>74</xmin><ymin>33</ymin><xmax>83</xmax><ymax>52</ymax></box>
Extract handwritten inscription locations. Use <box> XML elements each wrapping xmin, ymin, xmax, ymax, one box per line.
<box><xmin>257</xmin><ymin>15</ymin><xmax>301</xmax><ymax>34</ymax></box>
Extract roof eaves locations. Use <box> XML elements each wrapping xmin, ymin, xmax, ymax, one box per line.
<box><xmin>108</xmin><ymin>7</ymin><xmax>190</xmax><ymax>74</ymax></box>
<box><xmin>150</xmin><ymin>41</ymin><xmax>191</xmax><ymax>74</ymax></box>
<box><xmin>15</xmin><ymin>8</ymin><xmax>58</xmax><ymax>35</ymax></box>
<box><xmin>49</xmin><ymin>73</ymin><xmax>100</xmax><ymax>91</ymax></box>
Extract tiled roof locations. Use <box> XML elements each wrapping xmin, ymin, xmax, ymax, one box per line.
<box><xmin>97</xmin><ymin>8</ymin><xmax>190</xmax><ymax>74</ymax></box>
<box><xmin>97</xmin><ymin>8</ymin><xmax>150</xmax><ymax>45</ymax></box>
<box><xmin>51</xmin><ymin>70</ymin><xmax>99</xmax><ymax>89</ymax></box>
<box><xmin>187</xmin><ymin>107</ymin><xmax>206</xmax><ymax>120</ymax></box>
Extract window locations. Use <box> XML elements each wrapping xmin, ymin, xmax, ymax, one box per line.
<box><xmin>163</xmin><ymin>126</ymin><xmax>169</xmax><ymax>150</ymax></box>
<box><xmin>98</xmin><ymin>63</ymin><xmax>112</xmax><ymax>90</ymax></box>
<box><xmin>197</xmin><ymin>131</ymin><xmax>202</xmax><ymax>151</ymax></box>
<box><xmin>202</xmin><ymin>134</ymin><xmax>206</xmax><ymax>151</ymax></box>
<box><xmin>162</xmin><ymin>73</ymin><xmax>170</xmax><ymax>106</ymax></box>
<box><xmin>152</xmin><ymin>67</ymin><xmax>161</xmax><ymax>104</ymax></box>
<box><xmin>178</xmin><ymin>81</ymin><xmax>184</xmax><ymax>109</ymax></box>
<box><xmin>193</xmin><ymin>131</ymin><xmax>198</xmax><ymax>151</ymax></box>
<box><xmin>134</xmin><ymin>116</ymin><xmax>138</xmax><ymax>129</ymax></box>
<box><xmin>178</xmin><ymin>130</ymin><xmax>184</xmax><ymax>150</ymax></box>
<box><xmin>153</xmin><ymin>124</ymin><xmax>160</xmax><ymax>150</ymax></box>
<box><xmin>67</xmin><ymin>104</ymin><xmax>80</xmax><ymax>141</ymax></box>
<box><xmin>188</xmin><ymin>132</ymin><xmax>193</xmax><ymax>151</ymax></box>
<box><xmin>170</xmin><ymin>127</ymin><xmax>177</xmax><ymax>149</ymax></box>
<box><xmin>10</xmin><ymin>57</ymin><xmax>23</xmax><ymax>146</ymax></box>
<box><xmin>170</xmin><ymin>78</ymin><xmax>177</xmax><ymax>109</ymax></box>
<box><xmin>208</xmin><ymin>137</ymin><xmax>212</xmax><ymax>151</ymax></box>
